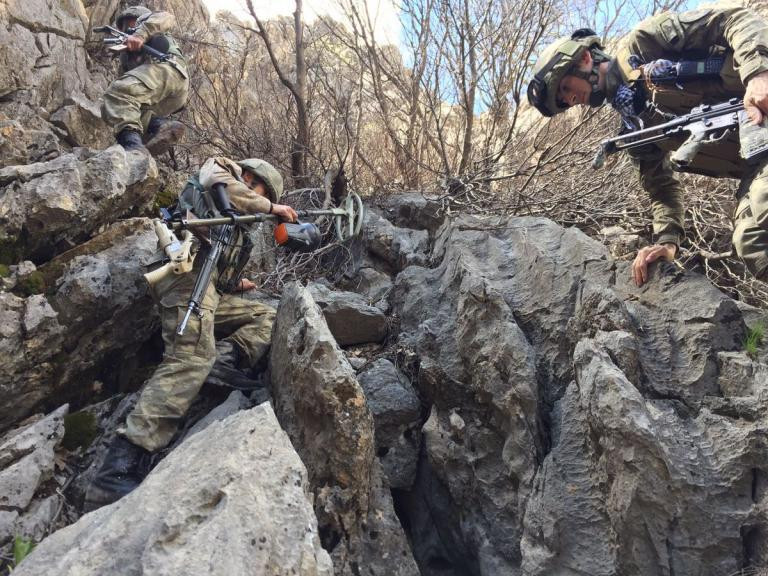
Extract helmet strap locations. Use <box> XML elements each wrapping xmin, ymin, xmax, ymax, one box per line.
<box><xmin>569</xmin><ymin>47</ymin><xmax>611</xmax><ymax>105</ymax></box>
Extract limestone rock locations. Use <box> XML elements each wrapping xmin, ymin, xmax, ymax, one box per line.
<box><xmin>365</xmin><ymin>212</ymin><xmax>429</xmax><ymax>272</ymax></box>
<box><xmin>50</xmin><ymin>95</ymin><xmax>111</xmax><ymax>149</ymax></box>
<box><xmin>357</xmin><ymin>359</ymin><xmax>421</xmax><ymax>489</ymax></box>
<box><xmin>381</xmin><ymin>191</ymin><xmax>444</xmax><ymax>234</ymax></box>
<box><xmin>308</xmin><ymin>282</ymin><xmax>388</xmax><ymax>346</ymax></box>
<box><xmin>0</xmin><ymin>405</ymin><xmax>68</xmax><ymax>545</ymax></box>
<box><xmin>270</xmin><ymin>283</ymin><xmax>419</xmax><ymax>575</ymax></box>
<box><xmin>0</xmin><ymin>147</ymin><xmax>157</xmax><ymax>264</ymax></box>
<box><xmin>13</xmin><ymin>404</ymin><xmax>334</xmax><ymax>576</ymax></box>
<box><xmin>0</xmin><ymin>220</ymin><xmax>157</xmax><ymax>431</ymax></box>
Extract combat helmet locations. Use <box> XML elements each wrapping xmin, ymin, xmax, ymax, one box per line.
<box><xmin>116</xmin><ymin>6</ymin><xmax>151</xmax><ymax>31</ymax></box>
<box><xmin>527</xmin><ymin>28</ymin><xmax>611</xmax><ymax>117</ymax></box>
<box><xmin>237</xmin><ymin>159</ymin><xmax>283</xmax><ymax>203</ymax></box>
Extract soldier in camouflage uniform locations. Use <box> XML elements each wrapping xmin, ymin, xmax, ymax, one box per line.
<box><xmin>102</xmin><ymin>6</ymin><xmax>189</xmax><ymax>155</ymax></box>
<box><xmin>526</xmin><ymin>5</ymin><xmax>768</xmax><ymax>286</ymax></box>
<box><xmin>86</xmin><ymin>158</ymin><xmax>298</xmax><ymax>507</ymax></box>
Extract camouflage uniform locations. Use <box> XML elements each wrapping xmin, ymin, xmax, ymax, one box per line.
<box><xmin>604</xmin><ymin>5</ymin><xmax>768</xmax><ymax>278</ymax></box>
<box><xmin>122</xmin><ymin>158</ymin><xmax>281</xmax><ymax>452</ymax></box>
<box><xmin>101</xmin><ymin>9</ymin><xmax>189</xmax><ymax>137</ymax></box>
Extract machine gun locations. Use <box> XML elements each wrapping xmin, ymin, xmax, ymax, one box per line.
<box><xmin>92</xmin><ymin>24</ymin><xmax>171</xmax><ymax>61</ymax></box>
<box><xmin>592</xmin><ymin>99</ymin><xmax>768</xmax><ymax>170</ymax></box>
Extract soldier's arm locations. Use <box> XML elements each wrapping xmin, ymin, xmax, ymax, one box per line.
<box><xmin>198</xmin><ymin>157</ymin><xmax>272</xmax><ymax>215</ymax></box>
<box><xmin>627</xmin><ymin>6</ymin><xmax>768</xmax><ymax>84</ymax></box>
<box><xmin>628</xmin><ymin>145</ymin><xmax>685</xmax><ymax>248</ymax></box>
<box><xmin>131</xmin><ymin>11</ymin><xmax>176</xmax><ymax>41</ymax></box>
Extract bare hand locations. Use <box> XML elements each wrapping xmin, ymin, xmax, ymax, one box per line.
<box><xmin>631</xmin><ymin>243</ymin><xmax>677</xmax><ymax>287</ymax></box>
<box><xmin>272</xmin><ymin>204</ymin><xmax>298</xmax><ymax>222</ymax></box>
<box><xmin>125</xmin><ymin>35</ymin><xmax>145</xmax><ymax>52</ymax></box>
<box><xmin>236</xmin><ymin>278</ymin><xmax>257</xmax><ymax>291</ymax></box>
<box><xmin>744</xmin><ymin>70</ymin><xmax>768</xmax><ymax>125</ymax></box>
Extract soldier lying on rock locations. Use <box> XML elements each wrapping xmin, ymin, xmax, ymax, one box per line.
<box><xmin>85</xmin><ymin>158</ymin><xmax>298</xmax><ymax>508</ymax></box>
<box><xmin>101</xmin><ymin>6</ymin><xmax>189</xmax><ymax>155</ymax></box>
<box><xmin>527</xmin><ymin>5</ymin><xmax>768</xmax><ymax>286</ymax></box>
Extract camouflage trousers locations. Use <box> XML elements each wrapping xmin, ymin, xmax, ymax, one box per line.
<box><xmin>102</xmin><ymin>61</ymin><xmax>189</xmax><ymax>136</ymax></box>
<box><xmin>733</xmin><ymin>158</ymin><xmax>768</xmax><ymax>280</ymax></box>
<box><xmin>122</xmin><ymin>263</ymin><xmax>274</xmax><ymax>452</ymax></box>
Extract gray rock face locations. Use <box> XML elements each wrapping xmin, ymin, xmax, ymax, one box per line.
<box><xmin>50</xmin><ymin>95</ymin><xmax>111</xmax><ymax>149</ymax></box>
<box><xmin>0</xmin><ymin>146</ymin><xmax>157</xmax><ymax>263</ymax></box>
<box><xmin>390</xmin><ymin>213</ymin><xmax>767</xmax><ymax>575</ymax></box>
<box><xmin>357</xmin><ymin>359</ymin><xmax>422</xmax><ymax>489</ymax></box>
<box><xmin>0</xmin><ymin>116</ymin><xmax>60</xmax><ymax>166</ymax></box>
<box><xmin>308</xmin><ymin>282</ymin><xmax>389</xmax><ymax>346</ymax></box>
<box><xmin>270</xmin><ymin>283</ymin><xmax>419</xmax><ymax>575</ymax></box>
<box><xmin>15</xmin><ymin>404</ymin><xmax>333</xmax><ymax>576</ymax></box>
<box><xmin>365</xmin><ymin>211</ymin><xmax>429</xmax><ymax>272</ymax></box>
<box><xmin>381</xmin><ymin>191</ymin><xmax>444</xmax><ymax>234</ymax></box>
<box><xmin>0</xmin><ymin>405</ymin><xmax>67</xmax><ymax>545</ymax></box>
<box><xmin>0</xmin><ymin>219</ymin><xmax>158</xmax><ymax>431</ymax></box>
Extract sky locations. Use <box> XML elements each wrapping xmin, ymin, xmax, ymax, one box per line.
<box><xmin>202</xmin><ymin>0</ymin><xmax>402</xmax><ymax>46</ymax></box>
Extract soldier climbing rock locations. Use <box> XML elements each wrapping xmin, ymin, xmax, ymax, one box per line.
<box><xmin>101</xmin><ymin>6</ymin><xmax>189</xmax><ymax>155</ymax></box>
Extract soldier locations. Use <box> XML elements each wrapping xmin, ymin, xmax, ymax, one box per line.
<box><xmin>102</xmin><ymin>6</ymin><xmax>189</xmax><ymax>155</ymax></box>
<box><xmin>85</xmin><ymin>158</ymin><xmax>298</xmax><ymax>507</ymax></box>
<box><xmin>526</xmin><ymin>5</ymin><xmax>768</xmax><ymax>286</ymax></box>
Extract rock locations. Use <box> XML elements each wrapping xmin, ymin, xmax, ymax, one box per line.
<box><xmin>389</xmin><ymin>213</ymin><xmax>766</xmax><ymax>574</ymax></box>
<box><xmin>270</xmin><ymin>283</ymin><xmax>419</xmax><ymax>575</ymax></box>
<box><xmin>0</xmin><ymin>220</ymin><xmax>158</xmax><ymax>432</ymax></box>
<box><xmin>308</xmin><ymin>283</ymin><xmax>389</xmax><ymax>346</ymax></box>
<box><xmin>345</xmin><ymin>267</ymin><xmax>393</xmax><ymax>311</ymax></box>
<box><xmin>13</xmin><ymin>404</ymin><xmax>334</xmax><ymax>576</ymax></box>
<box><xmin>0</xmin><ymin>405</ymin><xmax>68</xmax><ymax>545</ymax></box>
<box><xmin>50</xmin><ymin>95</ymin><xmax>111</xmax><ymax>149</ymax></box>
<box><xmin>381</xmin><ymin>191</ymin><xmax>444</xmax><ymax>234</ymax></box>
<box><xmin>357</xmin><ymin>359</ymin><xmax>421</xmax><ymax>489</ymax></box>
<box><xmin>599</xmin><ymin>224</ymin><xmax>641</xmax><ymax>258</ymax></box>
<box><xmin>365</xmin><ymin>212</ymin><xmax>429</xmax><ymax>272</ymax></box>
<box><xmin>183</xmin><ymin>391</ymin><xmax>251</xmax><ymax>440</ymax></box>
<box><xmin>0</xmin><ymin>146</ymin><xmax>158</xmax><ymax>264</ymax></box>
<box><xmin>0</xmin><ymin>115</ymin><xmax>60</xmax><ymax>166</ymax></box>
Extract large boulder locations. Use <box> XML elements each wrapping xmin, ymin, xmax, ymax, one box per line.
<box><xmin>13</xmin><ymin>404</ymin><xmax>333</xmax><ymax>576</ymax></box>
<box><xmin>389</xmin><ymin>213</ymin><xmax>766</xmax><ymax>575</ymax></box>
<box><xmin>308</xmin><ymin>282</ymin><xmax>389</xmax><ymax>346</ymax></box>
<box><xmin>0</xmin><ymin>218</ymin><xmax>158</xmax><ymax>432</ymax></box>
<box><xmin>270</xmin><ymin>283</ymin><xmax>419</xmax><ymax>575</ymax></box>
<box><xmin>0</xmin><ymin>146</ymin><xmax>157</xmax><ymax>264</ymax></box>
<box><xmin>0</xmin><ymin>405</ymin><xmax>68</xmax><ymax>546</ymax></box>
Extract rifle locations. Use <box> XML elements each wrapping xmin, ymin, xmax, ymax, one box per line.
<box><xmin>592</xmin><ymin>98</ymin><xmax>768</xmax><ymax>170</ymax></box>
<box><xmin>92</xmin><ymin>25</ymin><xmax>171</xmax><ymax>61</ymax></box>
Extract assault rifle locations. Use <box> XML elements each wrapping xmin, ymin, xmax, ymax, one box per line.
<box><xmin>592</xmin><ymin>98</ymin><xmax>768</xmax><ymax>170</ymax></box>
<box><xmin>92</xmin><ymin>25</ymin><xmax>171</xmax><ymax>61</ymax></box>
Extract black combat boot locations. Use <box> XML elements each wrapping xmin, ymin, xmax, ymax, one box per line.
<box><xmin>116</xmin><ymin>128</ymin><xmax>148</xmax><ymax>153</ymax></box>
<box><xmin>84</xmin><ymin>435</ymin><xmax>149</xmax><ymax>510</ymax></box>
<box><xmin>144</xmin><ymin>116</ymin><xmax>185</xmax><ymax>155</ymax></box>
<box><xmin>205</xmin><ymin>340</ymin><xmax>263</xmax><ymax>390</ymax></box>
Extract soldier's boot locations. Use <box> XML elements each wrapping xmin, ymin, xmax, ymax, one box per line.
<box><xmin>84</xmin><ymin>435</ymin><xmax>149</xmax><ymax>510</ymax></box>
<box><xmin>205</xmin><ymin>340</ymin><xmax>262</xmax><ymax>390</ymax></box>
<box><xmin>144</xmin><ymin>117</ymin><xmax>185</xmax><ymax>156</ymax></box>
<box><xmin>116</xmin><ymin>128</ymin><xmax>148</xmax><ymax>153</ymax></box>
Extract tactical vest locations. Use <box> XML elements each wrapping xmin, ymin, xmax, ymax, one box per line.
<box><xmin>614</xmin><ymin>44</ymin><xmax>748</xmax><ymax>179</ymax></box>
<box><xmin>178</xmin><ymin>177</ymin><xmax>255</xmax><ymax>293</ymax></box>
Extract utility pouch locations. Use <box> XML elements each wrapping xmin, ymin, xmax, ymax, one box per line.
<box><xmin>739</xmin><ymin>111</ymin><xmax>768</xmax><ymax>164</ymax></box>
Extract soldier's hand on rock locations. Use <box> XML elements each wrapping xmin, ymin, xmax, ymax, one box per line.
<box><xmin>745</xmin><ymin>70</ymin><xmax>768</xmax><ymax>125</ymax></box>
<box><xmin>236</xmin><ymin>278</ymin><xmax>257</xmax><ymax>291</ymax></box>
<box><xmin>631</xmin><ymin>243</ymin><xmax>677</xmax><ymax>287</ymax></box>
<box><xmin>125</xmin><ymin>35</ymin><xmax>145</xmax><ymax>52</ymax></box>
<box><xmin>272</xmin><ymin>204</ymin><xmax>298</xmax><ymax>222</ymax></box>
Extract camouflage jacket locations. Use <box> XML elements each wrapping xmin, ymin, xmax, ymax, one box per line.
<box><xmin>604</xmin><ymin>5</ymin><xmax>768</xmax><ymax>247</ymax></box>
<box><xmin>120</xmin><ymin>11</ymin><xmax>188</xmax><ymax>78</ymax></box>
<box><xmin>197</xmin><ymin>157</ymin><xmax>273</xmax><ymax>215</ymax></box>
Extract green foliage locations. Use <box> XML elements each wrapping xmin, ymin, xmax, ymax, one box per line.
<box><xmin>744</xmin><ymin>324</ymin><xmax>765</xmax><ymax>359</ymax></box>
<box><xmin>0</xmin><ymin>238</ymin><xmax>24</xmax><ymax>267</ymax></box>
<box><xmin>62</xmin><ymin>411</ymin><xmax>99</xmax><ymax>451</ymax></box>
<box><xmin>14</xmin><ymin>271</ymin><xmax>45</xmax><ymax>297</ymax></box>
<box><xmin>0</xmin><ymin>264</ymin><xmax>9</xmax><ymax>278</ymax></box>
<box><xmin>12</xmin><ymin>535</ymin><xmax>35</xmax><ymax>568</ymax></box>
<box><xmin>152</xmin><ymin>185</ymin><xmax>178</xmax><ymax>214</ymax></box>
